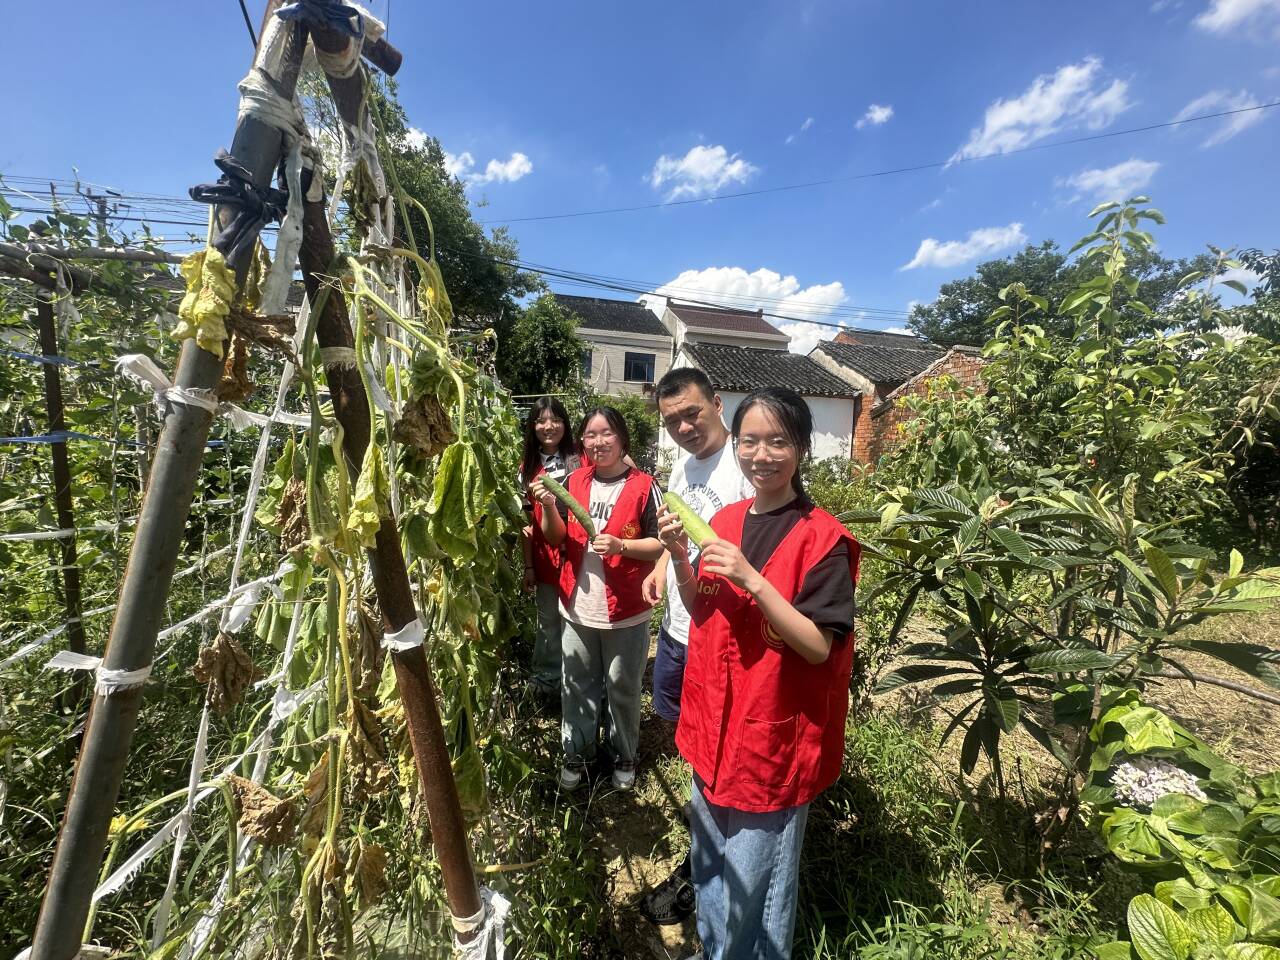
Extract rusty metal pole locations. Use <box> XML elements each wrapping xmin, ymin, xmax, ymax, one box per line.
<box><xmin>28</xmin><ymin>7</ymin><xmax>308</xmax><ymax>958</ymax></box>
<box><xmin>36</xmin><ymin>292</ymin><xmax>88</xmax><ymax>713</ymax></box>
<box><xmin>301</xmin><ymin>24</ymin><xmax>483</xmax><ymax>933</ymax></box>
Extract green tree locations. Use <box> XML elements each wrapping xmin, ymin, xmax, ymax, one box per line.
<box><xmin>304</xmin><ymin>76</ymin><xmax>540</xmax><ymax>327</ymax></box>
<box><xmin>494</xmin><ymin>293</ymin><xmax>585</xmax><ymax>396</ymax></box>
<box><xmin>908</xmin><ymin>240</ymin><xmax>1217</xmax><ymax>346</ymax></box>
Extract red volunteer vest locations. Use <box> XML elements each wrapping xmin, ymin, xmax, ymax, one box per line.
<box><xmin>527</xmin><ymin>457</ymin><xmax>579</xmax><ymax>584</ymax></box>
<box><xmin>558</xmin><ymin>465</ymin><xmax>657</xmax><ymax>623</ymax></box>
<box><xmin>676</xmin><ymin>498</ymin><xmax>861</xmax><ymax>813</ymax></box>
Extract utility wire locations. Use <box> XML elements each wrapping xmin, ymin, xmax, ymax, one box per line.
<box><xmin>8</xmin><ymin>99</ymin><xmax>1277</xmax><ymax>232</ymax></box>
<box><xmin>476</xmin><ymin>100</ymin><xmax>1280</xmax><ymax>225</ymax></box>
<box><xmin>237</xmin><ymin>0</ymin><xmax>259</xmax><ymax>48</ymax></box>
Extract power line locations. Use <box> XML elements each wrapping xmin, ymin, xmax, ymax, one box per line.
<box><xmin>475</xmin><ymin>100</ymin><xmax>1280</xmax><ymax>225</ymax></box>
<box><xmin>9</xmin><ymin>97</ymin><xmax>1277</xmax><ymax>234</ymax></box>
<box><xmin>237</xmin><ymin>0</ymin><xmax>259</xmax><ymax>48</ymax></box>
<box><xmin>456</xmin><ymin>249</ymin><xmax>917</xmax><ymax>333</ymax></box>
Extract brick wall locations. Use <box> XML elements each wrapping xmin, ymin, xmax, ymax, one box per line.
<box><xmin>857</xmin><ymin>350</ymin><xmax>987</xmax><ymax>464</ymax></box>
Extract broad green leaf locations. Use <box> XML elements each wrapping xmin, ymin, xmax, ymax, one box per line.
<box><xmin>1022</xmin><ymin>715</ymin><xmax>1073</xmax><ymax>769</ymax></box>
<box><xmin>1095</xmin><ymin>943</ymin><xmax>1136</xmax><ymax>960</ymax></box>
<box><xmin>983</xmin><ymin>686</ymin><xmax>1020</xmax><ymax>732</ymax></box>
<box><xmin>1184</xmin><ymin>903</ymin><xmax>1237</xmax><ymax>947</ymax></box>
<box><xmin>1128</xmin><ymin>894</ymin><xmax>1193</xmax><ymax>960</ymax></box>
<box><xmin>874</xmin><ymin>663</ymin><xmax>962</xmax><ymax>693</ymax></box>
<box><xmin>989</xmin><ymin>526</ymin><xmax>1032</xmax><ymax>563</ymax></box>
<box><xmin>1224</xmin><ymin>945</ymin><xmax>1280</xmax><ymax>960</ymax></box>
<box><xmin>1025</xmin><ymin>648</ymin><xmax>1118</xmax><ymax>673</ymax></box>
<box><xmin>960</xmin><ymin>717</ymin><xmax>983</xmax><ymax>774</ymax></box>
<box><xmin>1246</xmin><ymin>887</ymin><xmax>1280</xmax><ymax>941</ymax></box>
<box><xmin>1140</xmin><ymin>541</ymin><xmax>1180</xmax><ymax>600</ymax></box>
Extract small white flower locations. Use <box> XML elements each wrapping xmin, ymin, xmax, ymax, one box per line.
<box><xmin>1111</xmin><ymin>757</ymin><xmax>1206</xmax><ymax>810</ymax></box>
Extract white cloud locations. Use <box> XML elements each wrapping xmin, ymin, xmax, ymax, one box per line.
<box><xmin>649</xmin><ymin>266</ymin><xmax>847</xmax><ymax>354</ymax></box>
<box><xmin>883</xmin><ymin>326</ymin><xmax>911</xmax><ymax>335</ymax></box>
<box><xmin>406</xmin><ymin>126</ymin><xmax>430</xmax><ymax>151</ymax></box>
<box><xmin>1194</xmin><ymin>0</ymin><xmax>1280</xmax><ymax>32</ymax></box>
<box><xmin>901</xmin><ymin>222</ymin><xmax>1028</xmax><ymax>270</ymax></box>
<box><xmin>856</xmin><ymin>104</ymin><xmax>895</xmax><ymax>129</ymax></box>
<box><xmin>1216</xmin><ymin>266</ymin><xmax>1262</xmax><ymax>296</ymax></box>
<box><xmin>785</xmin><ymin>117</ymin><xmax>815</xmax><ymax>144</ymax></box>
<box><xmin>648</xmin><ymin>145</ymin><xmax>759</xmax><ymax>200</ymax></box>
<box><xmin>920</xmin><ymin>197</ymin><xmax>944</xmax><ymax>213</ymax></box>
<box><xmin>1174</xmin><ymin>89</ymin><xmax>1266</xmax><ymax>145</ymax></box>
<box><xmin>951</xmin><ymin>58</ymin><xmax>1132</xmax><ymax>161</ymax></box>
<box><xmin>443</xmin><ymin>150</ymin><xmax>474</xmax><ymax>179</ymax></box>
<box><xmin>1061</xmin><ymin>158</ymin><xmax>1161</xmax><ymax>202</ymax></box>
<box><xmin>443</xmin><ymin>150</ymin><xmax>534</xmax><ymax>187</ymax></box>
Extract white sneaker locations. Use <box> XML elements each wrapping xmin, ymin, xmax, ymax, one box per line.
<box><xmin>611</xmin><ymin>767</ymin><xmax>636</xmax><ymax>790</ymax></box>
<box><xmin>559</xmin><ymin>765</ymin><xmax>584</xmax><ymax>791</ymax></box>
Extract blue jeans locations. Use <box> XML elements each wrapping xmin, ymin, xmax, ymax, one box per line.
<box><xmin>651</xmin><ymin>626</ymin><xmax>687</xmax><ymax>722</ymax></box>
<box><xmin>531</xmin><ymin>581</ymin><xmax>562</xmax><ymax>692</ymax></box>
<box><xmin>689</xmin><ymin>776</ymin><xmax>809</xmax><ymax>960</ymax></box>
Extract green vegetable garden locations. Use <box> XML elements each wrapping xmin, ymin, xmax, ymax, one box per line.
<box><xmin>1</xmin><ymin>5</ymin><xmax>1279</xmax><ymax>960</ymax></box>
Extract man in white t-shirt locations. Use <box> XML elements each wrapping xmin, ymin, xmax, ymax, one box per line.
<box><xmin>640</xmin><ymin>366</ymin><xmax>752</xmax><ymax>925</ymax></box>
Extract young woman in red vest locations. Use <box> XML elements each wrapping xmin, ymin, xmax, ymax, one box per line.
<box><xmin>658</xmin><ymin>386</ymin><xmax>860</xmax><ymax>960</ymax></box>
<box><xmin>531</xmin><ymin>406</ymin><xmax>663</xmax><ymax>791</ymax></box>
<box><xmin>519</xmin><ymin>397</ymin><xmax>581</xmax><ymax>699</ymax></box>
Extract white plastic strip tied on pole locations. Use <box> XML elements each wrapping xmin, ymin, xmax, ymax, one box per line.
<box><xmin>381</xmin><ymin>617</ymin><xmax>425</xmax><ymax>652</ymax></box>
<box><xmin>453</xmin><ymin>887</ymin><xmax>513</xmax><ymax>960</ymax></box>
<box><xmin>115</xmin><ymin>354</ymin><xmax>310</xmax><ymax>430</ymax></box>
<box><xmin>45</xmin><ymin>650</ymin><xmax>152</xmax><ymax>696</ymax></box>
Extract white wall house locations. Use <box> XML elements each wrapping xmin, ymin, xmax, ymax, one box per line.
<box><xmin>645</xmin><ymin>299</ymin><xmax>791</xmax><ymax>353</ymax></box>
<box><xmin>659</xmin><ymin>341</ymin><xmax>860</xmax><ymax>469</ymax></box>
<box><xmin>555</xmin><ymin>294</ymin><xmax>674</xmax><ymax>397</ymax></box>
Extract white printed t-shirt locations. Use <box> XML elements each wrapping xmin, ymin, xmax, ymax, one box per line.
<box><xmin>560</xmin><ymin>470</ymin><xmax>662</xmax><ymax>630</ymax></box>
<box><xmin>662</xmin><ymin>443</ymin><xmax>753</xmax><ymax>644</ymax></box>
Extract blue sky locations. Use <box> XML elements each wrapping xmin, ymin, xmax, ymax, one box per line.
<box><xmin>4</xmin><ymin>0</ymin><xmax>1278</xmax><ymax>351</ymax></box>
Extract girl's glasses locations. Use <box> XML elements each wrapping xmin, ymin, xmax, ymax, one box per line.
<box><xmin>734</xmin><ymin>436</ymin><xmax>793</xmax><ymax>456</ymax></box>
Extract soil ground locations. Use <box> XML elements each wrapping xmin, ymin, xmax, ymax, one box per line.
<box><xmin>521</xmin><ymin>606</ymin><xmax>1280</xmax><ymax>956</ymax></box>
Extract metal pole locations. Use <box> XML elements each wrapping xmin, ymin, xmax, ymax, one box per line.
<box><xmin>29</xmin><ymin>7</ymin><xmax>307</xmax><ymax>957</ymax></box>
<box><xmin>298</xmin><ymin>25</ymin><xmax>483</xmax><ymax>924</ymax></box>
<box><xmin>35</xmin><ymin>294</ymin><xmax>88</xmax><ymax>690</ymax></box>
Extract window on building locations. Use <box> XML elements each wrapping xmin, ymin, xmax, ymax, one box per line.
<box><xmin>623</xmin><ymin>351</ymin><xmax>656</xmax><ymax>383</ymax></box>
<box><xmin>581</xmin><ymin>348</ymin><xmax>593</xmax><ymax>379</ymax></box>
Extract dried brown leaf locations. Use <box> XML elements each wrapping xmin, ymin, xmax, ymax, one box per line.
<box><xmin>226</xmin><ymin>774</ymin><xmax>297</xmax><ymax>846</ymax></box>
<box><xmin>193</xmin><ymin>632</ymin><xmax>262</xmax><ymax>715</ymax></box>
<box><xmin>392</xmin><ymin>394</ymin><xmax>455</xmax><ymax>460</ymax></box>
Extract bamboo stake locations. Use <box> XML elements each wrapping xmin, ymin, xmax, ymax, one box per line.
<box><xmin>28</xmin><ymin>7</ymin><xmax>308</xmax><ymax>957</ymax></box>
<box><xmin>300</xmin><ymin>21</ymin><xmax>484</xmax><ymax>938</ymax></box>
<box><xmin>35</xmin><ymin>293</ymin><xmax>88</xmax><ymax>708</ymax></box>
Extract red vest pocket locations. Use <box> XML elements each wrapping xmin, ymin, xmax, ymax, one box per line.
<box><xmin>735</xmin><ymin>714</ymin><xmax>799</xmax><ymax>788</ymax></box>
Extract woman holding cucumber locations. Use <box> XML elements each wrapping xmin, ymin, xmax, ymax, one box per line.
<box><xmin>519</xmin><ymin>397</ymin><xmax>581</xmax><ymax>699</ymax></box>
<box><xmin>530</xmin><ymin>405</ymin><xmax>664</xmax><ymax>791</ymax></box>
<box><xmin>658</xmin><ymin>386</ymin><xmax>860</xmax><ymax>960</ymax></box>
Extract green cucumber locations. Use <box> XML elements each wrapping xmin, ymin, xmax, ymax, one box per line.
<box><xmin>541</xmin><ymin>475</ymin><xmax>597</xmax><ymax>539</ymax></box>
<box><xmin>664</xmin><ymin>492</ymin><xmax>716</xmax><ymax>548</ymax></box>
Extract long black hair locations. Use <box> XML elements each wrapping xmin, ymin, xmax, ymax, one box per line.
<box><xmin>521</xmin><ymin>396</ymin><xmax>577</xmax><ymax>486</ymax></box>
<box><xmin>731</xmin><ymin>387</ymin><xmax>813</xmax><ymax>496</ymax></box>
<box><xmin>578</xmin><ymin>405</ymin><xmax>631</xmax><ymax>454</ymax></box>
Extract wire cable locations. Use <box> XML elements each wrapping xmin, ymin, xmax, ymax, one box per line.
<box><xmin>237</xmin><ymin>0</ymin><xmax>259</xmax><ymax>48</ymax></box>
<box><xmin>475</xmin><ymin>100</ymin><xmax>1280</xmax><ymax>225</ymax></box>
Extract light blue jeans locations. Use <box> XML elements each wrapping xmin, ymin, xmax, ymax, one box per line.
<box><xmin>689</xmin><ymin>776</ymin><xmax>810</xmax><ymax>960</ymax></box>
<box><xmin>560</xmin><ymin>619</ymin><xmax>648</xmax><ymax>769</ymax></box>
<box><xmin>531</xmin><ymin>582</ymin><xmax>563</xmax><ymax>692</ymax></box>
